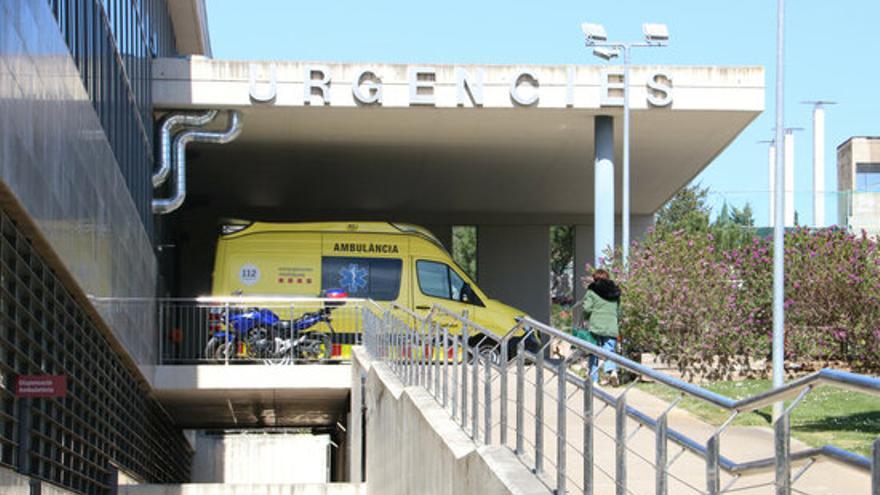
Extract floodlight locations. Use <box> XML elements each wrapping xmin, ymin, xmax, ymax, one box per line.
<box><xmin>580</xmin><ymin>23</ymin><xmax>608</xmax><ymax>43</ymax></box>
<box><xmin>592</xmin><ymin>47</ymin><xmax>620</xmax><ymax>60</ymax></box>
<box><xmin>642</xmin><ymin>23</ymin><xmax>669</xmax><ymax>43</ymax></box>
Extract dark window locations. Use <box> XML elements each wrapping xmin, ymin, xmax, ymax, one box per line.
<box><xmin>416</xmin><ymin>260</ymin><xmax>482</xmax><ymax>306</ymax></box>
<box><xmin>321</xmin><ymin>257</ymin><xmax>402</xmax><ymax>301</ymax></box>
<box><xmin>856</xmin><ymin>163</ymin><xmax>880</xmax><ymax>192</ymax></box>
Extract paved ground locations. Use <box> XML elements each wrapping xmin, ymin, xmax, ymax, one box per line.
<box><xmin>410</xmin><ymin>358</ymin><xmax>872</xmax><ymax>494</ymax></box>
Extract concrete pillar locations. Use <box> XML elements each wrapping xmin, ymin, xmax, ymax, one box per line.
<box><xmin>594</xmin><ymin>116</ymin><xmax>615</xmax><ymax>267</ymax></box>
<box><xmin>348</xmin><ymin>368</ymin><xmax>365</xmax><ymax>483</ymax></box>
<box><xmin>476</xmin><ymin>225</ymin><xmax>550</xmax><ymax>323</ymax></box>
<box><xmin>424</xmin><ymin>224</ymin><xmax>453</xmax><ymax>252</ymax></box>
<box><xmin>784</xmin><ymin>130</ymin><xmax>796</xmax><ymax>227</ymax></box>
<box><xmin>573</xmin><ymin>225</ymin><xmax>594</xmax><ymax>326</ymax></box>
<box><xmin>575</xmin><ymin>214</ymin><xmax>652</xmax><ymax>310</ymax></box>
<box><xmin>624</xmin><ymin>214</ymin><xmax>654</xmax><ymax>244</ymax></box>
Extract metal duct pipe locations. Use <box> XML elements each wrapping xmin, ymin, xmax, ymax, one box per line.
<box><xmin>153</xmin><ymin>110</ymin><xmax>218</xmax><ymax>187</ymax></box>
<box><xmin>153</xmin><ymin>111</ymin><xmax>242</xmax><ymax>215</ymax></box>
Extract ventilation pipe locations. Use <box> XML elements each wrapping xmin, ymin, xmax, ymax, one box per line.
<box><xmin>152</xmin><ymin>111</ymin><xmax>242</xmax><ymax>215</ymax></box>
<box><xmin>153</xmin><ymin>110</ymin><xmax>218</xmax><ymax>187</ymax></box>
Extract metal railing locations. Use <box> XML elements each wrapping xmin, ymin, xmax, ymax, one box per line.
<box><xmin>158</xmin><ymin>297</ymin><xmax>366</xmax><ymax>364</ymax></box>
<box><xmin>361</xmin><ymin>302</ymin><xmax>880</xmax><ymax>495</ymax></box>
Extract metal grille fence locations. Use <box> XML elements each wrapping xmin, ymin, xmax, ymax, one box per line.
<box><xmin>158</xmin><ymin>298</ymin><xmax>366</xmax><ymax>364</ymax></box>
<box><xmin>46</xmin><ymin>0</ymin><xmax>178</xmax><ymax>236</ymax></box>
<box><xmin>362</xmin><ymin>303</ymin><xmax>880</xmax><ymax>495</ymax></box>
<box><xmin>0</xmin><ymin>210</ymin><xmax>190</xmax><ymax>493</ymax></box>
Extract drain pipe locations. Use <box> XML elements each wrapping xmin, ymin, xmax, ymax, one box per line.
<box><xmin>153</xmin><ymin>110</ymin><xmax>219</xmax><ymax>188</ymax></box>
<box><xmin>152</xmin><ymin>111</ymin><xmax>242</xmax><ymax>215</ymax></box>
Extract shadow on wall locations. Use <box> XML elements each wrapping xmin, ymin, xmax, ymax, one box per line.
<box><xmin>189</xmin><ymin>431</ymin><xmax>331</xmax><ymax>483</ymax></box>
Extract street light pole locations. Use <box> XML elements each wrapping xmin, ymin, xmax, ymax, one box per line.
<box><xmin>622</xmin><ymin>45</ymin><xmax>632</xmax><ymax>264</ymax></box>
<box><xmin>581</xmin><ymin>23</ymin><xmax>668</xmax><ymax>266</ymax></box>
<box><xmin>801</xmin><ymin>100</ymin><xmax>836</xmax><ymax>228</ymax></box>
<box><xmin>772</xmin><ymin>0</ymin><xmax>786</xmax><ymax>420</ymax></box>
<box><xmin>758</xmin><ymin>139</ymin><xmax>777</xmax><ymax>227</ymax></box>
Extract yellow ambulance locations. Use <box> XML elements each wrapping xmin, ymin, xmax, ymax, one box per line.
<box><xmin>211</xmin><ymin>222</ymin><xmax>529</xmax><ymax>356</ymax></box>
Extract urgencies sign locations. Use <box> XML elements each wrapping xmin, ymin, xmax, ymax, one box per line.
<box><xmin>248</xmin><ymin>65</ymin><xmax>673</xmax><ymax>108</ymax></box>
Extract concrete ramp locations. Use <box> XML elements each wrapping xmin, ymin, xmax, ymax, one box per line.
<box><xmin>119</xmin><ymin>484</ymin><xmax>364</xmax><ymax>495</ymax></box>
<box><xmin>351</xmin><ymin>348</ymin><xmax>550</xmax><ymax>495</ymax></box>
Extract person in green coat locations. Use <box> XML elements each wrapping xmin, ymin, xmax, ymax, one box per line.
<box><xmin>581</xmin><ymin>269</ymin><xmax>621</xmax><ymax>385</ymax></box>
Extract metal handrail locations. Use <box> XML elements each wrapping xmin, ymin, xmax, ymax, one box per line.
<box><xmin>157</xmin><ymin>296</ymin><xmax>374</xmax><ymax>364</ymax></box>
<box><xmin>523</xmin><ymin>317</ymin><xmax>880</xmax><ymax>413</ymax></box>
<box><xmin>390</xmin><ymin>302</ymin><xmax>505</xmax><ymax>342</ymax></box>
<box><xmin>362</xmin><ymin>303</ymin><xmax>880</xmax><ymax>495</ymax></box>
<box><xmin>523</xmin><ymin>316</ymin><xmax>879</xmax><ymax>474</ymax></box>
<box><xmin>194</xmin><ymin>295</ymin><xmax>370</xmax><ymax>304</ymax></box>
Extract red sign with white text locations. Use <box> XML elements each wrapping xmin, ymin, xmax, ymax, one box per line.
<box><xmin>15</xmin><ymin>375</ymin><xmax>67</xmax><ymax>398</ymax></box>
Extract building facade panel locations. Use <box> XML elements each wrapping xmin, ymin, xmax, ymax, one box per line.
<box><xmin>0</xmin><ymin>209</ymin><xmax>190</xmax><ymax>492</ymax></box>
<box><xmin>1</xmin><ymin>0</ymin><xmax>158</xmax><ymax>364</ymax></box>
<box><xmin>47</xmin><ymin>0</ymin><xmax>177</xmax><ymax>234</ymax></box>
<box><xmin>837</xmin><ymin>137</ymin><xmax>880</xmax><ymax>237</ymax></box>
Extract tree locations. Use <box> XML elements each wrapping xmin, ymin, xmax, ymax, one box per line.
<box><xmin>550</xmin><ymin>226</ymin><xmax>574</xmax><ymax>276</ymax></box>
<box><xmin>550</xmin><ymin>225</ymin><xmax>574</xmax><ymax>302</ymax></box>
<box><xmin>452</xmin><ymin>226</ymin><xmax>477</xmax><ymax>280</ymax></box>
<box><xmin>731</xmin><ymin>203</ymin><xmax>755</xmax><ymax>227</ymax></box>
<box><xmin>712</xmin><ymin>201</ymin><xmax>756</xmax><ymax>251</ymax></box>
<box><xmin>654</xmin><ymin>183</ymin><xmax>711</xmax><ymax>235</ymax></box>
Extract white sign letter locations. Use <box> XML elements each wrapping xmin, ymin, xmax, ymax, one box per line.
<box><xmin>566</xmin><ymin>65</ymin><xmax>575</xmax><ymax>107</ymax></box>
<box><xmin>249</xmin><ymin>63</ymin><xmax>277</xmax><ymax>103</ymax></box>
<box><xmin>509</xmin><ymin>71</ymin><xmax>539</xmax><ymax>106</ymax></box>
<box><xmin>600</xmin><ymin>69</ymin><xmax>624</xmax><ymax>107</ymax></box>
<box><xmin>647</xmin><ymin>71</ymin><xmax>673</xmax><ymax>107</ymax></box>
<box><xmin>409</xmin><ymin>67</ymin><xmax>436</xmax><ymax>106</ymax></box>
<box><xmin>304</xmin><ymin>66</ymin><xmax>331</xmax><ymax>106</ymax></box>
<box><xmin>455</xmin><ymin>68</ymin><xmax>484</xmax><ymax>107</ymax></box>
<box><xmin>352</xmin><ymin>69</ymin><xmax>383</xmax><ymax>105</ymax></box>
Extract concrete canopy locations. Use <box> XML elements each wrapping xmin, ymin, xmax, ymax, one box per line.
<box><xmin>153</xmin><ymin>59</ymin><xmax>763</xmax><ymax>224</ymax></box>
<box><xmin>147</xmin><ymin>365</ymin><xmax>351</xmax><ymax>428</ymax></box>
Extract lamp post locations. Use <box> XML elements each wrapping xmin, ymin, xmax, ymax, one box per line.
<box><xmin>581</xmin><ymin>23</ymin><xmax>669</xmax><ymax>266</ymax></box>
<box><xmin>759</xmin><ymin>139</ymin><xmax>777</xmax><ymax>227</ymax></box>
<box><xmin>801</xmin><ymin>101</ymin><xmax>836</xmax><ymax>228</ymax></box>
<box><xmin>783</xmin><ymin>127</ymin><xmax>804</xmax><ymax>227</ymax></box>
<box><xmin>772</xmin><ymin>0</ymin><xmax>786</xmax><ymax>421</ymax></box>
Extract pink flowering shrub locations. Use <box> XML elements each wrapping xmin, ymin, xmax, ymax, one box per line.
<box><xmin>592</xmin><ymin>227</ymin><xmax>880</xmax><ymax>378</ymax></box>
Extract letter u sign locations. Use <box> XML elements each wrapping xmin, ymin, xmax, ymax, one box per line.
<box><xmin>249</xmin><ymin>63</ymin><xmax>277</xmax><ymax>103</ymax></box>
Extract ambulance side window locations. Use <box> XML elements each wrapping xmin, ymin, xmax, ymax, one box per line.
<box><xmin>417</xmin><ymin>261</ymin><xmax>450</xmax><ymax>299</ymax></box>
<box><xmin>321</xmin><ymin>257</ymin><xmax>402</xmax><ymax>301</ymax></box>
<box><xmin>417</xmin><ymin>260</ymin><xmax>483</xmax><ymax>306</ymax></box>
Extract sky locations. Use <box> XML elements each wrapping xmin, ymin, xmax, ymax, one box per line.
<box><xmin>206</xmin><ymin>0</ymin><xmax>880</xmax><ymax>226</ymax></box>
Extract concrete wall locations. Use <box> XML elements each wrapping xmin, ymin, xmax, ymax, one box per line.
<box><xmin>120</xmin><ymin>484</ymin><xmax>364</xmax><ymax>495</ymax></box>
<box><xmin>0</xmin><ymin>0</ymin><xmax>158</xmax><ymax>364</ymax></box>
<box><xmin>477</xmin><ymin>225</ymin><xmax>550</xmax><ymax>323</ymax></box>
<box><xmin>351</xmin><ymin>348</ymin><xmax>549</xmax><ymax>495</ymax></box>
<box><xmin>190</xmin><ymin>432</ymin><xmax>329</xmax><ymax>483</ymax></box>
<box><xmin>0</xmin><ymin>467</ymin><xmax>77</xmax><ymax>495</ymax></box>
<box><xmin>423</xmin><ymin>224</ymin><xmax>453</xmax><ymax>252</ymax></box>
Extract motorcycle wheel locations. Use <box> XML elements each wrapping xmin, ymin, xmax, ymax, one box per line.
<box><xmin>245</xmin><ymin>328</ymin><xmax>273</xmax><ymax>360</ymax></box>
<box><xmin>205</xmin><ymin>337</ymin><xmax>234</xmax><ymax>361</ymax></box>
<box><xmin>298</xmin><ymin>333</ymin><xmax>332</xmax><ymax>361</ymax></box>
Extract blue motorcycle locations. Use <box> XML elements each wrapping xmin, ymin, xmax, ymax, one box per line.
<box><xmin>204</xmin><ymin>290</ymin><xmax>347</xmax><ymax>361</ymax></box>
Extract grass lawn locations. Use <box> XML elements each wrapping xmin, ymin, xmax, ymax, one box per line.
<box><xmin>637</xmin><ymin>379</ymin><xmax>880</xmax><ymax>457</ymax></box>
